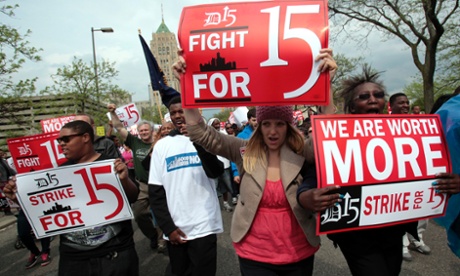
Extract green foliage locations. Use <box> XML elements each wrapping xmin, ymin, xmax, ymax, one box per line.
<box><xmin>212</xmin><ymin>108</ymin><xmax>232</xmax><ymax>123</ymax></box>
<box><xmin>43</xmin><ymin>57</ymin><xmax>132</xmax><ymax>125</ymax></box>
<box><xmin>141</xmin><ymin>105</ymin><xmax>169</xmax><ymax>125</ymax></box>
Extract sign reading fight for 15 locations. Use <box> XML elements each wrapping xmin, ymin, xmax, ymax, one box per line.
<box><xmin>178</xmin><ymin>0</ymin><xmax>329</xmax><ymax>107</ymax></box>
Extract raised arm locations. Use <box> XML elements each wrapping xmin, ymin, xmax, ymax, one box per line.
<box><xmin>316</xmin><ymin>48</ymin><xmax>338</xmax><ymax>115</ymax></box>
<box><xmin>107</xmin><ymin>104</ymin><xmax>129</xmax><ymax>140</ymax></box>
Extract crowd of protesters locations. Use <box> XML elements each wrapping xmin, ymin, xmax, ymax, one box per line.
<box><xmin>2</xmin><ymin>53</ymin><xmax>460</xmax><ymax>276</ymax></box>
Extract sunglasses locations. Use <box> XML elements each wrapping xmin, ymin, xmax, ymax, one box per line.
<box><xmin>354</xmin><ymin>91</ymin><xmax>385</xmax><ymax>101</ymax></box>
<box><xmin>56</xmin><ymin>133</ymin><xmax>85</xmax><ymax>143</ymax></box>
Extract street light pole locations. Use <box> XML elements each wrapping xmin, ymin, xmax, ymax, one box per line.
<box><xmin>91</xmin><ymin>27</ymin><xmax>114</xmax><ymax>106</ymax></box>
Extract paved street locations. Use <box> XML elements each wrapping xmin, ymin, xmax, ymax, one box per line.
<box><xmin>0</xmin><ymin>209</ymin><xmax>459</xmax><ymax>276</ymax></box>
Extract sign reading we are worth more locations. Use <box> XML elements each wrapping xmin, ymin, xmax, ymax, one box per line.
<box><xmin>178</xmin><ymin>0</ymin><xmax>329</xmax><ymax>107</ymax></box>
<box><xmin>16</xmin><ymin>160</ymin><xmax>133</xmax><ymax>238</ymax></box>
<box><xmin>311</xmin><ymin>115</ymin><xmax>451</xmax><ymax>235</ymax></box>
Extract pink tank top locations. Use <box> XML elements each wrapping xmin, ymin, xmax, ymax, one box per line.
<box><xmin>233</xmin><ymin>179</ymin><xmax>318</xmax><ymax>264</ymax></box>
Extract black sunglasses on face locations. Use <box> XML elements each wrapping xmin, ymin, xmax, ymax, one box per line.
<box><xmin>355</xmin><ymin>91</ymin><xmax>385</xmax><ymax>101</ymax></box>
<box><xmin>56</xmin><ymin>133</ymin><xmax>85</xmax><ymax>143</ymax></box>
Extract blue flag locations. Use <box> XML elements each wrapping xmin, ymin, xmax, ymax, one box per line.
<box><xmin>139</xmin><ymin>34</ymin><xmax>180</xmax><ymax>107</ymax></box>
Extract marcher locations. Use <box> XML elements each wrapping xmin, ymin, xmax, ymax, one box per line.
<box><xmin>208</xmin><ymin>118</ymin><xmax>234</xmax><ymax>212</ymax></box>
<box><xmin>389</xmin><ymin>92</ymin><xmax>431</xmax><ymax>261</ymax></box>
<box><xmin>149</xmin><ymin>96</ymin><xmax>224</xmax><ymax>276</ymax></box>
<box><xmin>4</xmin><ymin>120</ymin><xmax>139</xmax><ymax>275</ymax></box>
<box><xmin>229</xmin><ymin>108</ymin><xmax>257</xmax><ymax>204</ymax></box>
<box><xmin>108</xmin><ymin>105</ymin><xmax>162</xmax><ymax>251</ymax></box>
<box><xmin>298</xmin><ymin>66</ymin><xmax>460</xmax><ymax>276</ymax></box>
<box><xmin>0</xmin><ymin>149</ymin><xmax>15</xmax><ymax>216</ymax></box>
<box><xmin>74</xmin><ymin>114</ymin><xmax>121</xmax><ymax>158</ymax></box>
<box><xmin>174</xmin><ymin>48</ymin><xmax>338</xmax><ymax>275</ymax></box>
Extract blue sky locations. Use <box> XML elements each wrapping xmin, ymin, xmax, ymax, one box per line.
<box><xmin>5</xmin><ymin>0</ymin><xmax>417</xmax><ymax>105</ymax></box>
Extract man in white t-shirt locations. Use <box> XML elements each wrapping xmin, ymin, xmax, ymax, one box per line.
<box><xmin>148</xmin><ymin>96</ymin><xmax>223</xmax><ymax>276</ymax></box>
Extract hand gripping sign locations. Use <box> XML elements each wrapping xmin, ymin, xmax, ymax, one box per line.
<box><xmin>311</xmin><ymin>114</ymin><xmax>451</xmax><ymax>235</ymax></box>
<box><xmin>15</xmin><ymin>160</ymin><xmax>133</xmax><ymax>238</ymax></box>
<box><xmin>178</xmin><ymin>0</ymin><xmax>329</xmax><ymax>107</ymax></box>
<box><xmin>7</xmin><ymin>132</ymin><xmax>67</xmax><ymax>173</ymax></box>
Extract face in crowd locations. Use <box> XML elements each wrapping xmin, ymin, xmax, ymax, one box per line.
<box><xmin>225</xmin><ymin>123</ymin><xmax>234</xmax><ymax>135</ymax></box>
<box><xmin>248</xmin><ymin>116</ymin><xmax>258</xmax><ymax>130</ymax></box>
<box><xmin>260</xmin><ymin>119</ymin><xmax>287</xmax><ymax>151</ymax></box>
<box><xmin>211</xmin><ymin>119</ymin><xmax>221</xmax><ymax>131</ymax></box>
<box><xmin>351</xmin><ymin>83</ymin><xmax>386</xmax><ymax>114</ymax></box>
<box><xmin>169</xmin><ymin>102</ymin><xmax>187</xmax><ymax>135</ymax></box>
<box><xmin>160</xmin><ymin>122</ymin><xmax>174</xmax><ymax>137</ymax></box>
<box><xmin>412</xmin><ymin>105</ymin><xmax>421</xmax><ymax>114</ymax></box>
<box><xmin>391</xmin><ymin>95</ymin><xmax>410</xmax><ymax>114</ymax></box>
<box><xmin>138</xmin><ymin>123</ymin><xmax>153</xmax><ymax>143</ymax></box>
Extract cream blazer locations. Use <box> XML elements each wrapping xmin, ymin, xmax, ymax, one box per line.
<box><xmin>187</xmin><ymin>122</ymin><xmax>320</xmax><ymax>247</ymax></box>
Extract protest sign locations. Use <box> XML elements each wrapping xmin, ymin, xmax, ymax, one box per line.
<box><xmin>7</xmin><ymin>132</ymin><xmax>67</xmax><ymax>173</ymax></box>
<box><xmin>106</xmin><ymin>103</ymin><xmax>140</xmax><ymax>129</ymax></box>
<box><xmin>40</xmin><ymin>115</ymin><xmax>76</xmax><ymax>133</ymax></box>
<box><xmin>311</xmin><ymin>114</ymin><xmax>451</xmax><ymax>234</ymax></box>
<box><xmin>16</xmin><ymin>160</ymin><xmax>133</xmax><ymax>238</ymax></box>
<box><xmin>178</xmin><ymin>0</ymin><xmax>329</xmax><ymax>107</ymax></box>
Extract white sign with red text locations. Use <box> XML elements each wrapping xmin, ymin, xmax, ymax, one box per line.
<box><xmin>106</xmin><ymin>103</ymin><xmax>140</xmax><ymax>129</ymax></box>
<box><xmin>40</xmin><ymin>115</ymin><xmax>76</xmax><ymax>133</ymax></box>
<box><xmin>16</xmin><ymin>160</ymin><xmax>133</xmax><ymax>238</ymax></box>
<box><xmin>311</xmin><ymin>115</ymin><xmax>451</xmax><ymax>234</ymax></box>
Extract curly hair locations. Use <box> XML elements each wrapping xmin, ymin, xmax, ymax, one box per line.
<box><xmin>338</xmin><ymin>64</ymin><xmax>386</xmax><ymax>114</ymax></box>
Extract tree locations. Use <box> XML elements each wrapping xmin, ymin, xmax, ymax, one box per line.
<box><xmin>44</xmin><ymin>57</ymin><xmax>132</xmax><ymax>125</ymax></box>
<box><xmin>403</xmin><ymin>78</ymin><xmax>452</xmax><ymax>112</ymax></box>
<box><xmin>328</xmin><ymin>0</ymin><xmax>460</xmax><ymax>113</ymax></box>
<box><xmin>211</xmin><ymin>108</ymin><xmax>232</xmax><ymax>123</ymax></box>
<box><xmin>141</xmin><ymin>105</ymin><xmax>168</xmax><ymax>125</ymax></box>
<box><xmin>0</xmin><ymin>3</ymin><xmax>41</xmax><ymax>117</ymax></box>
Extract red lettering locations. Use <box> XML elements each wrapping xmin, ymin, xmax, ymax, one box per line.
<box><xmin>415</xmin><ymin>191</ymin><xmax>423</xmax><ymax>197</ymax></box>
<box><xmin>363</xmin><ymin>196</ymin><xmax>372</xmax><ymax>216</ymax></box>
<box><xmin>380</xmin><ymin>194</ymin><xmax>389</xmax><ymax>214</ymax></box>
<box><xmin>40</xmin><ymin>216</ymin><xmax>53</xmax><ymax>231</ymax></box>
<box><xmin>39</xmin><ymin>211</ymin><xmax>83</xmax><ymax>232</ymax></box>
<box><xmin>29</xmin><ymin>196</ymin><xmax>39</xmax><ymax>206</ymax></box>
<box><xmin>402</xmin><ymin>192</ymin><xmax>410</xmax><ymax>211</ymax></box>
<box><xmin>28</xmin><ymin>188</ymin><xmax>76</xmax><ymax>204</ymax></box>
<box><xmin>414</xmin><ymin>197</ymin><xmax>423</xmax><ymax>204</ymax></box>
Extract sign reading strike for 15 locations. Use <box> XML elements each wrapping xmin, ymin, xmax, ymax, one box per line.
<box><xmin>179</xmin><ymin>0</ymin><xmax>329</xmax><ymax>107</ymax></box>
<box><xmin>310</xmin><ymin>115</ymin><xmax>451</xmax><ymax>234</ymax></box>
<box><xmin>16</xmin><ymin>160</ymin><xmax>133</xmax><ymax>238</ymax></box>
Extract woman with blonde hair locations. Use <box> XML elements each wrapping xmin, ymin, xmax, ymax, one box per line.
<box><xmin>174</xmin><ymin>48</ymin><xmax>340</xmax><ymax>275</ymax></box>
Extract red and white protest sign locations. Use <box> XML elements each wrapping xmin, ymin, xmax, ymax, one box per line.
<box><xmin>311</xmin><ymin>114</ymin><xmax>451</xmax><ymax>234</ymax></box>
<box><xmin>178</xmin><ymin>0</ymin><xmax>329</xmax><ymax>107</ymax></box>
<box><xmin>106</xmin><ymin>103</ymin><xmax>140</xmax><ymax>129</ymax></box>
<box><xmin>7</xmin><ymin>132</ymin><xmax>67</xmax><ymax>173</ymax></box>
<box><xmin>16</xmin><ymin>160</ymin><xmax>133</xmax><ymax>238</ymax></box>
<box><xmin>41</xmin><ymin>115</ymin><xmax>76</xmax><ymax>133</ymax></box>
